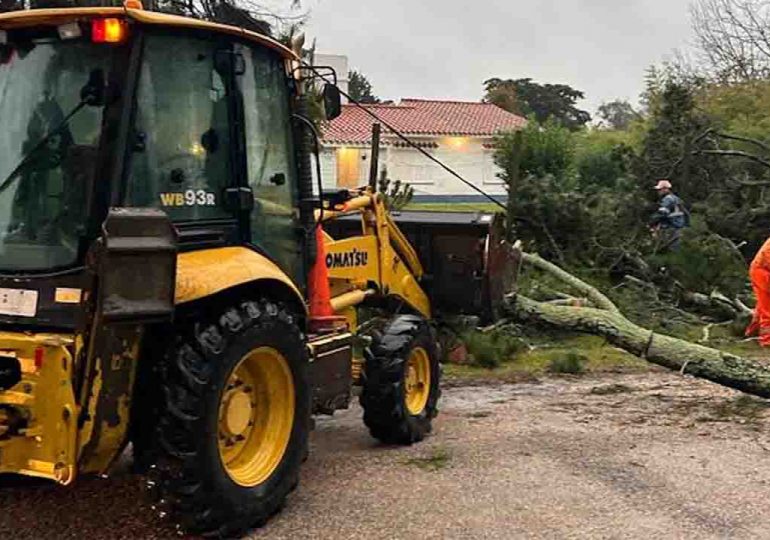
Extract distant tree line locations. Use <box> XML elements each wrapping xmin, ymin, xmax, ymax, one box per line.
<box><xmin>483</xmin><ymin>78</ymin><xmax>592</xmax><ymax>130</ymax></box>
<box><xmin>348</xmin><ymin>70</ymin><xmax>379</xmax><ymax>104</ymax></box>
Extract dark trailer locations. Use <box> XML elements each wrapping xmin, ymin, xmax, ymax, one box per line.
<box><xmin>329</xmin><ymin>209</ymin><xmax>521</xmax><ymax>322</ymax></box>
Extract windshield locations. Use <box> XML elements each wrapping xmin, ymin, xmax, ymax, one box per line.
<box><xmin>0</xmin><ymin>38</ymin><xmax>113</xmax><ymax>271</ymax></box>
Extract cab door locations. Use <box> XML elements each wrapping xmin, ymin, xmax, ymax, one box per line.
<box><xmin>125</xmin><ymin>32</ymin><xmax>239</xmax><ymax>232</ymax></box>
<box><xmin>237</xmin><ymin>43</ymin><xmax>302</xmax><ymax>283</ymax></box>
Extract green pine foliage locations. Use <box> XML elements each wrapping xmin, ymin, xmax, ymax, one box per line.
<box><xmin>494</xmin><ymin>70</ymin><xmax>764</xmax><ymax>297</ymax></box>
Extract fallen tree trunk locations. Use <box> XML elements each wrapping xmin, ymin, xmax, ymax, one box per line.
<box><xmin>507</xmin><ymin>252</ymin><xmax>770</xmax><ymax>398</ymax></box>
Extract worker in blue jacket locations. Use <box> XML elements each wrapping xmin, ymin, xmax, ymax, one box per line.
<box><xmin>649</xmin><ymin>179</ymin><xmax>689</xmax><ymax>250</ymax></box>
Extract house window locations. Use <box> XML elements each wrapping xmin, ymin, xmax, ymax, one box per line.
<box><xmin>482</xmin><ymin>149</ymin><xmax>505</xmax><ymax>185</ymax></box>
<box><xmin>388</xmin><ymin>148</ymin><xmax>435</xmax><ymax>185</ymax></box>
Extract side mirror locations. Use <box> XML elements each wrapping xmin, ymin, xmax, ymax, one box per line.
<box><xmin>323</xmin><ymin>83</ymin><xmax>342</xmax><ymax>120</ymax></box>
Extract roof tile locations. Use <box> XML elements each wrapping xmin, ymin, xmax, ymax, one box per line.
<box><xmin>321</xmin><ymin>98</ymin><xmax>526</xmax><ymax>144</ymax></box>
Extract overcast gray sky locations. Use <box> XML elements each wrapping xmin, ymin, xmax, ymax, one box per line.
<box><xmin>300</xmin><ymin>0</ymin><xmax>695</xmax><ymax>115</ymax></box>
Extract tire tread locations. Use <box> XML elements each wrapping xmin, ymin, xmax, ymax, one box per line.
<box><xmin>360</xmin><ymin>315</ymin><xmax>441</xmax><ymax>445</ymax></box>
<box><xmin>147</xmin><ymin>300</ymin><xmax>307</xmax><ymax>537</ymax></box>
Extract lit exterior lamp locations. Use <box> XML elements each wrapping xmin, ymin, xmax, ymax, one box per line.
<box><xmin>446</xmin><ymin>137</ymin><xmax>469</xmax><ymax>150</ymax></box>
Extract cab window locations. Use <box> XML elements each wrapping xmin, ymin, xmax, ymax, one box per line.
<box><xmin>126</xmin><ymin>34</ymin><xmax>232</xmax><ymax>221</ymax></box>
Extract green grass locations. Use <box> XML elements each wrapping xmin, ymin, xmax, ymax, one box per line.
<box><xmin>444</xmin><ymin>335</ymin><xmax>648</xmax><ymax>383</ymax></box>
<box><xmin>405</xmin><ymin>446</ymin><xmax>452</xmax><ymax>471</ymax></box>
<box><xmin>547</xmin><ymin>352</ymin><xmax>588</xmax><ymax>374</ymax></box>
<box><xmin>462</xmin><ymin>330</ymin><xmax>526</xmax><ymax>368</ymax></box>
<box><xmin>406</xmin><ymin>202</ymin><xmax>503</xmax><ymax>213</ymax></box>
<box><xmin>445</xmin><ymin>329</ymin><xmax>767</xmax><ymax>386</ymax></box>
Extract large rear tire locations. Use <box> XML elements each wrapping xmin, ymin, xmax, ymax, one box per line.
<box><xmin>360</xmin><ymin>315</ymin><xmax>441</xmax><ymax>444</ymax></box>
<box><xmin>149</xmin><ymin>300</ymin><xmax>309</xmax><ymax>537</ymax></box>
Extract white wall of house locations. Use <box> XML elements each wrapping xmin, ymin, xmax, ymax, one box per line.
<box><xmin>318</xmin><ymin>150</ymin><xmax>337</xmax><ymax>188</ymax></box>
<box><xmin>386</xmin><ymin>137</ymin><xmax>506</xmax><ymax>197</ymax></box>
<box><xmin>317</xmin><ymin>136</ymin><xmax>507</xmax><ymax>198</ymax></box>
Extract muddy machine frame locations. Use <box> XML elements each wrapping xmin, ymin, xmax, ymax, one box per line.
<box><xmin>0</xmin><ymin>4</ymin><xmax>456</xmax><ymax>535</ymax></box>
<box><xmin>0</xmin><ymin>4</ymin><xmax>520</xmax><ymax>534</ymax></box>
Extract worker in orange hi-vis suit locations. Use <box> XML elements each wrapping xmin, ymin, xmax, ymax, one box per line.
<box><xmin>747</xmin><ymin>237</ymin><xmax>770</xmax><ymax>347</ymax></box>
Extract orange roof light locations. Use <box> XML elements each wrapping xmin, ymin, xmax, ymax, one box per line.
<box><xmin>91</xmin><ymin>18</ymin><xmax>127</xmax><ymax>44</ymax></box>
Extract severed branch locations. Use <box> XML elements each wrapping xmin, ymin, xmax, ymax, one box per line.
<box><xmin>681</xmin><ymin>290</ymin><xmax>746</xmax><ymax>320</ymax></box>
<box><xmin>507</xmin><ymin>252</ymin><xmax>769</xmax><ymax>398</ymax></box>
<box><xmin>522</xmin><ymin>252</ymin><xmax>620</xmax><ymax>313</ymax></box>
<box><xmin>734</xmin><ymin>296</ymin><xmax>755</xmax><ymax>317</ymax></box>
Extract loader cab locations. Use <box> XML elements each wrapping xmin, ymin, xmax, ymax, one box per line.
<box><xmin>0</xmin><ymin>12</ymin><xmax>317</xmax><ymax>329</ymax></box>
<box><xmin>123</xmin><ymin>29</ymin><xmax>303</xmax><ymax>280</ymax></box>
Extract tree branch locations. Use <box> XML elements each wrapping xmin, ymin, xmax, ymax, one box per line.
<box><xmin>522</xmin><ymin>252</ymin><xmax>621</xmax><ymax>313</ymax></box>
<box><xmin>713</xmin><ymin>130</ymin><xmax>770</xmax><ymax>151</ymax></box>
<box><xmin>694</xmin><ymin>148</ymin><xmax>770</xmax><ymax>168</ymax></box>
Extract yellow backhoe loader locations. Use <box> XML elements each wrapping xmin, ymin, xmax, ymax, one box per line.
<box><xmin>0</xmin><ymin>4</ymin><xmax>519</xmax><ymax>536</ymax></box>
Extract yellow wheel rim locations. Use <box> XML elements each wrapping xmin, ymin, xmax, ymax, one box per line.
<box><xmin>218</xmin><ymin>347</ymin><xmax>295</xmax><ymax>487</ymax></box>
<box><xmin>404</xmin><ymin>347</ymin><xmax>431</xmax><ymax>415</ymax></box>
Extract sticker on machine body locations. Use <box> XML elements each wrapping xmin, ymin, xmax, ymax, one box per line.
<box><xmin>55</xmin><ymin>287</ymin><xmax>82</xmax><ymax>304</ymax></box>
<box><xmin>0</xmin><ymin>288</ymin><xmax>38</xmax><ymax>317</ymax></box>
<box><xmin>159</xmin><ymin>190</ymin><xmax>216</xmax><ymax>207</ymax></box>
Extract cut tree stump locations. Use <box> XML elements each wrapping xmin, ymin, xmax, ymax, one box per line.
<box><xmin>505</xmin><ymin>252</ymin><xmax>770</xmax><ymax>398</ymax></box>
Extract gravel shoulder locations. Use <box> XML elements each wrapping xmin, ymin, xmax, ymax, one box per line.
<box><xmin>2</xmin><ymin>372</ymin><xmax>770</xmax><ymax>539</ymax></box>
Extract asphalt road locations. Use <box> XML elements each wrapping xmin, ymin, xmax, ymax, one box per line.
<box><xmin>2</xmin><ymin>372</ymin><xmax>770</xmax><ymax>539</ymax></box>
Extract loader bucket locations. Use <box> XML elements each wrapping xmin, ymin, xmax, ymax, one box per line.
<box><xmin>391</xmin><ymin>210</ymin><xmax>520</xmax><ymax>322</ymax></box>
<box><xmin>329</xmin><ymin>210</ymin><xmax>521</xmax><ymax>323</ymax></box>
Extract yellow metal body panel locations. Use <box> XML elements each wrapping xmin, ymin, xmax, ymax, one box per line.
<box><xmin>77</xmin><ymin>325</ymin><xmax>142</xmax><ymax>474</ymax></box>
<box><xmin>384</xmin><ymin>212</ymin><xmax>424</xmax><ymax>278</ymax></box>
<box><xmin>322</xmin><ymin>191</ymin><xmax>431</xmax><ymax>319</ymax></box>
<box><xmin>0</xmin><ymin>247</ymin><xmax>303</xmax><ymax>483</ymax></box>
<box><xmin>175</xmin><ymin>247</ymin><xmax>306</xmax><ymax>312</ymax></box>
<box><xmin>0</xmin><ymin>332</ymin><xmax>78</xmax><ymax>484</ymax></box>
<box><xmin>0</xmin><ymin>7</ymin><xmax>296</xmax><ymax>60</ymax></box>
<box><xmin>325</xmin><ymin>235</ymin><xmax>380</xmax><ymax>284</ymax></box>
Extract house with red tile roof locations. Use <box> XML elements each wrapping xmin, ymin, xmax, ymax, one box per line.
<box><xmin>319</xmin><ymin>99</ymin><xmax>526</xmax><ymax>200</ymax></box>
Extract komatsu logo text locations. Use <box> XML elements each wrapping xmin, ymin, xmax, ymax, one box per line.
<box><xmin>326</xmin><ymin>249</ymin><xmax>369</xmax><ymax>269</ymax></box>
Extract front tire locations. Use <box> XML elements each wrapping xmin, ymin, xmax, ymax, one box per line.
<box><xmin>150</xmin><ymin>300</ymin><xmax>309</xmax><ymax>537</ymax></box>
<box><xmin>361</xmin><ymin>315</ymin><xmax>441</xmax><ymax>444</ymax></box>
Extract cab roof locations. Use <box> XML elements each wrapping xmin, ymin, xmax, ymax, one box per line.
<box><xmin>0</xmin><ymin>6</ymin><xmax>297</xmax><ymax>60</ymax></box>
